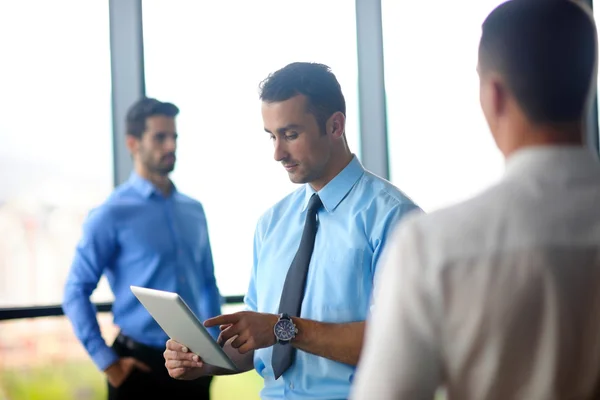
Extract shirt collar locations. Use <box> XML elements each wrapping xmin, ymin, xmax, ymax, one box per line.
<box><xmin>127</xmin><ymin>171</ymin><xmax>177</xmax><ymax>199</ymax></box>
<box><xmin>302</xmin><ymin>155</ymin><xmax>365</xmax><ymax>212</ymax></box>
<box><xmin>504</xmin><ymin>145</ymin><xmax>600</xmax><ymax>181</ymax></box>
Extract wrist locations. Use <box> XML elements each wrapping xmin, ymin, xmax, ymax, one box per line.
<box><xmin>290</xmin><ymin>317</ymin><xmax>312</xmax><ymax>347</ymax></box>
<box><xmin>270</xmin><ymin>314</ymin><xmax>279</xmax><ymax>345</ymax></box>
<box><xmin>104</xmin><ymin>360</ymin><xmax>124</xmax><ymax>386</ymax></box>
<box><xmin>104</xmin><ymin>359</ymin><xmax>120</xmax><ymax>374</ymax></box>
<box><xmin>273</xmin><ymin>313</ymin><xmax>298</xmax><ymax>344</ymax></box>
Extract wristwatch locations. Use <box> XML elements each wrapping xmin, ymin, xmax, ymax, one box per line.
<box><xmin>273</xmin><ymin>313</ymin><xmax>298</xmax><ymax>345</ymax></box>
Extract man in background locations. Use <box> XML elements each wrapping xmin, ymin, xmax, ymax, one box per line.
<box><xmin>63</xmin><ymin>97</ymin><xmax>221</xmax><ymax>399</ymax></box>
<box><xmin>163</xmin><ymin>62</ymin><xmax>421</xmax><ymax>399</ymax></box>
<box><xmin>351</xmin><ymin>1</ymin><xmax>600</xmax><ymax>399</ymax></box>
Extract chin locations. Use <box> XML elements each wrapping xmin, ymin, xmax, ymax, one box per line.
<box><xmin>287</xmin><ymin>174</ymin><xmax>301</xmax><ymax>184</ymax></box>
<box><xmin>157</xmin><ymin>166</ymin><xmax>175</xmax><ymax>175</ymax></box>
<box><xmin>287</xmin><ymin>172</ymin><xmax>307</xmax><ymax>185</ymax></box>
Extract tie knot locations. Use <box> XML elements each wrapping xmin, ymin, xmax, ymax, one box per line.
<box><xmin>307</xmin><ymin>194</ymin><xmax>322</xmax><ymax>215</ymax></box>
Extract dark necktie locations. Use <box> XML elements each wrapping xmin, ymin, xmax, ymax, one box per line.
<box><xmin>271</xmin><ymin>193</ymin><xmax>323</xmax><ymax>379</ymax></box>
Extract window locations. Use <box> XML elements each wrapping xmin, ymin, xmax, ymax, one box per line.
<box><xmin>0</xmin><ymin>1</ymin><xmax>113</xmax><ymax>399</ymax></box>
<box><xmin>382</xmin><ymin>1</ymin><xmax>507</xmax><ymax>212</ymax></box>
<box><xmin>0</xmin><ymin>316</ymin><xmax>116</xmax><ymax>398</ymax></box>
<box><xmin>143</xmin><ymin>1</ymin><xmax>360</xmax><ymax>296</ymax></box>
<box><xmin>0</xmin><ymin>1</ymin><xmax>113</xmax><ymax>307</ymax></box>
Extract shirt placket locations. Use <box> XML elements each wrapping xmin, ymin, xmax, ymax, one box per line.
<box><xmin>163</xmin><ymin>197</ymin><xmax>185</xmax><ymax>289</ymax></box>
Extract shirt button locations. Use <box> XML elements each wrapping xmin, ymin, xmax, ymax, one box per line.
<box><xmin>289</xmin><ymin>382</ymin><xmax>294</xmax><ymax>389</ymax></box>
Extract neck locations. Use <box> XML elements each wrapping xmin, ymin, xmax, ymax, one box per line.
<box><xmin>309</xmin><ymin>150</ymin><xmax>354</xmax><ymax>192</ymax></box>
<box><xmin>499</xmin><ymin>120</ymin><xmax>585</xmax><ymax>159</ymax></box>
<box><xmin>135</xmin><ymin>166</ymin><xmax>172</xmax><ymax>196</ymax></box>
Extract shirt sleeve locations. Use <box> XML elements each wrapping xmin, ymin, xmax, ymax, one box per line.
<box><xmin>372</xmin><ymin>201</ymin><xmax>423</xmax><ymax>278</ymax></box>
<box><xmin>62</xmin><ymin>207</ymin><xmax>119</xmax><ymax>371</ymax></box>
<box><xmin>197</xmin><ymin>209</ymin><xmax>223</xmax><ymax>341</ymax></box>
<box><xmin>350</xmin><ymin>219</ymin><xmax>442</xmax><ymax>400</ymax></box>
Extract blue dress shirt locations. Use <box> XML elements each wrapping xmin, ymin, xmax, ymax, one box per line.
<box><xmin>62</xmin><ymin>172</ymin><xmax>222</xmax><ymax>371</ymax></box>
<box><xmin>245</xmin><ymin>156</ymin><xmax>421</xmax><ymax>400</ymax></box>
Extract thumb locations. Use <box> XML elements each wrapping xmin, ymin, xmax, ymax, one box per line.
<box><xmin>134</xmin><ymin>360</ymin><xmax>152</xmax><ymax>372</ymax></box>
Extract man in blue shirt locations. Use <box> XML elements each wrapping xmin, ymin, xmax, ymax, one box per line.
<box><xmin>62</xmin><ymin>97</ymin><xmax>221</xmax><ymax>400</ymax></box>
<box><xmin>163</xmin><ymin>62</ymin><xmax>420</xmax><ymax>399</ymax></box>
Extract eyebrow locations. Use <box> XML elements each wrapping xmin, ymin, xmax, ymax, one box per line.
<box><xmin>153</xmin><ymin>131</ymin><xmax>177</xmax><ymax>137</ymax></box>
<box><xmin>264</xmin><ymin>124</ymin><xmax>304</xmax><ymax>135</ymax></box>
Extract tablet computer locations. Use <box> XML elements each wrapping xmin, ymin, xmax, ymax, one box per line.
<box><xmin>130</xmin><ymin>285</ymin><xmax>237</xmax><ymax>372</ymax></box>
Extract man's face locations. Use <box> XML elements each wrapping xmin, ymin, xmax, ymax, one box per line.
<box><xmin>135</xmin><ymin>115</ymin><xmax>177</xmax><ymax>176</ymax></box>
<box><xmin>262</xmin><ymin>95</ymin><xmax>332</xmax><ymax>185</ymax></box>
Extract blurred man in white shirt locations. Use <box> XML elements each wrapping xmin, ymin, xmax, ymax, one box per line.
<box><xmin>351</xmin><ymin>1</ymin><xmax>600</xmax><ymax>399</ymax></box>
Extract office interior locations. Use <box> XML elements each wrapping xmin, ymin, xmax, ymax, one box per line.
<box><xmin>1</xmin><ymin>1</ymin><xmax>599</xmax><ymax>399</ymax></box>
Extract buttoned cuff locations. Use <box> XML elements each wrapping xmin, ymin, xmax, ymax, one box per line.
<box><xmin>91</xmin><ymin>345</ymin><xmax>120</xmax><ymax>372</ymax></box>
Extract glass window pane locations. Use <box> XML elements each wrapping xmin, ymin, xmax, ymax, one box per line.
<box><xmin>0</xmin><ymin>1</ymin><xmax>113</xmax><ymax>307</ymax></box>
<box><xmin>142</xmin><ymin>1</ymin><xmax>359</xmax><ymax>296</ymax></box>
<box><xmin>0</xmin><ymin>315</ymin><xmax>115</xmax><ymax>399</ymax></box>
<box><xmin>0</xmin><ymin>312</ymin><xmax>263</xmax><ymax>400</ymax></box>
<box><xmin>383</xmin><ymin>1</ymin><xmax>507</xmax><ymax>212</ymax></box>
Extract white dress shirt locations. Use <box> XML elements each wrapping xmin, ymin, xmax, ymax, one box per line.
<box><xmin>350</xmin><ymin>146</ymin><xmax>600</xmax><ymax>400</ymax></box>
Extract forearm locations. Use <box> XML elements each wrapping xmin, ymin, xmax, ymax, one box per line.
<box><xmin>291</xmin><ymin>318</ymin><xmax>365</xmax><ymax>366</ymax></box>
<box><xmin>63</xmin><ymin>283</ymin><xmax>117</xmax><ymax>370</ymax></box>
<box><xmin>63</xmin><ymin>216</ymin><xmax>117</xmax><ymax>370</ymax></box>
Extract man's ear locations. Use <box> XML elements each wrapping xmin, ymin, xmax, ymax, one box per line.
<box><xmin>126</xmin><ymin>134</ymin><xmax>139</xmax><ymax>154</ymax></box>
<box><xmin>490</xmin><ymin>75</ymin><xmax>508</xmax><ymax>118</ymax></box>
<box><xmin>328</xmin><ymin>111</ymin><xmax>346</xmax><ymax>139</ymax></box>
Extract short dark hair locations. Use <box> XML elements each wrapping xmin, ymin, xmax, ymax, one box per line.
<box><xmin>479</xmin><ymin>0</ymin><xmax>597</xmax><ymax>124</ymax></box>
<box><xmin>126</xmin><ymin>97</ymin><xmax>179</xmax><ymax>138</ymax></box>
<box><xmin>258</xmin><ymin>62</ymin><xmax>346</xmax><ymax>133</ymax></box>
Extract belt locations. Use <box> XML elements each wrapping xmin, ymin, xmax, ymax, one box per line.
<box><xmin>115</xmin><ymin>333</ymin><xmax>163</xmax><ymax>354</ymax></box>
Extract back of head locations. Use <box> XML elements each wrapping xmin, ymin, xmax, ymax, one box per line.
<box><xmin>126</xmin><ymin>97</ymin><xmax>179</xmax><ymax>138</ymax></box>
<box><xmin>479</xmin><ymin>0</ymin><xmax>597</xmax><ymax>125</ymax></box>
<box><xmin>258</xmin><ymin>62</ymin><xmax>346</xmax><ymax>133</ymax></box>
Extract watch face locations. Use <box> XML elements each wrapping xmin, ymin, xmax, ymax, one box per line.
<box><xmin>274</xmin><ymin>318</ymin><xmax>296</xmax><ymax>341</ymax></box>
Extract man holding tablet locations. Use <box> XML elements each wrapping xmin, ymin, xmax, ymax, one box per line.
<box><xmin>163</xmin><ymin>62</ymin><xmax>421</xmax><ymax>399</ymax></box>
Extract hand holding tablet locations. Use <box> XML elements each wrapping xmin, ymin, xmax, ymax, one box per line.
<box><xmin>163</xmin><ymin>338</ymin><xmax>209</xmax><ymax>380</ymax></box>
<box><xmin>130</xmin><ymin>286</ymin><xmax>238</xmax><ymax>373</ymax></box>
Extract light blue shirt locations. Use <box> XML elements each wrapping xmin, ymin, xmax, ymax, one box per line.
<box><xmin>62</xmin><ymin>172</ymin><xmax>222</xmax><ymax>371</ymax></box>
<box><xmin>245</xmin><ymin>156</ymin><xmax>421</xmax><ymax>400</ymax></box>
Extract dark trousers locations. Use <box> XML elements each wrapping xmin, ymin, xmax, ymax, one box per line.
<box><xmin>107</xmin><ymin>333</ymin><xmax>213</xmax><ymax>400</ymax></box>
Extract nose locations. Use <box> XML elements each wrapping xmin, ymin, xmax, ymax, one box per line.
<box><xmin>164</xmin><ymin>136</ymin><xmax>176</xmax><ymax>153</ymax></box>
<box><xmin>273</xmin><ymin>137</ymin><xmax>288</xmax><ymax>162</ymax></box>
